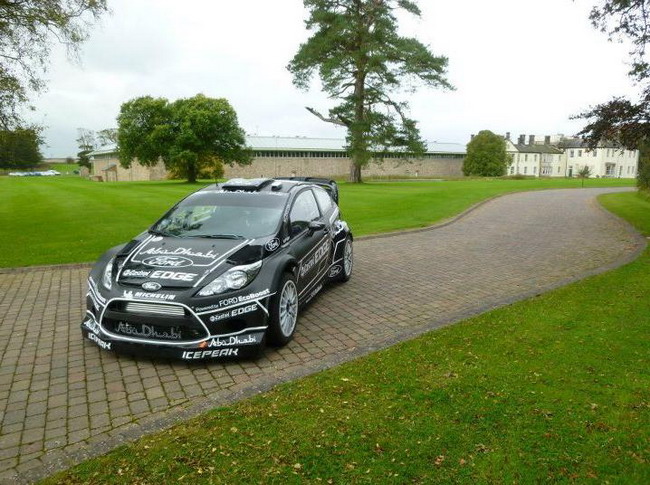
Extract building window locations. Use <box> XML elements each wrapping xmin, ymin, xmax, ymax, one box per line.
<box><xmin>524</xmin><ymin>167</ymin><xmax>528</xmax><ymax>174</ymax></box>
<box><xmin>578</xmin><ymin>150</ymin><xmax>582</xmax><ymax>157</ymax></box>
<box><xmin>534</xmin><ymin>166</ymin><xmax>537</xmax><ymax>174</ymax></box>
<box><xmin>593</xmin><ymin>150</ymin><xmax>597</xmax><ymax>157</ymax></box>
<box><xmin>510</xmin><ymin>166</ymin><xmax>514</xmax><ymax>175</ymax></box>
<box><xmin>524</xmin><ymin>154</ymin><xmax>528</xmax><ymax>162</ymax></box>
<box><xmin>557</xmin><ymin>166</ymin><xmax>561</xmax><ymax>174</ymax></box>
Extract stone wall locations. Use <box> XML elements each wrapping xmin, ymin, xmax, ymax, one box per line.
<box><xmin>90</xmin><ymin>155</ymin><xmax>464</xmax><ymax>181</ymax></box>
<box><xmin>224</xmin><ymin>156</ymin><xmax>464</xmax><ymax>179</ymax></box>
<box><xmin>90</xmin><ymin>158</ymin><xmax>167</xmax><ymax>182</ymax></box>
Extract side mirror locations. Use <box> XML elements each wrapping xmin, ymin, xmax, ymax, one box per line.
<box><xmin>307</xmin><ymin>220</ymin><xmax>326</xmax><ymax>236</ymax></box>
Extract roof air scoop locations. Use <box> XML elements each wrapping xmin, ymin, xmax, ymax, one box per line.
<box><xmin>221</xmin><ymin>178</ymin><xmax>272</xmax><ymax>191</ymax></box>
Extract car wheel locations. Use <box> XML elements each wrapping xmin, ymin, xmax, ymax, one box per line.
<box><xmin>335</xmin><ymin>236</ymin><xmax>353</xmax><ymax>283</ymax></box>
<box><xmin>267</xmin><ymin>272</ymin><xmax>299</xmax><ymax>347</ymax></box>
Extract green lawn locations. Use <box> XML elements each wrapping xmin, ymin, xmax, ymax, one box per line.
<box><xmin>0</xmin><ymin>176</ymin><xmax>635</xmax><ymax>268</ymax></box>
<box><xmin>44</xmin><ymin>190</ymin><xmax>649</xmax><ymax>483</ymax></box>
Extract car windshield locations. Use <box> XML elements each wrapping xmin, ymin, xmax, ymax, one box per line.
<box><xmin>152</xmin><ymin>192</ymin><xmax>287</xmax><ymax>239</ymax></box>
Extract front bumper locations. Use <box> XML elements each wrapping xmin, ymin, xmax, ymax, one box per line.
<box><xmin>81</xmin><ymin>313</ymin><xmax>266</xmax><ymax>360</ymax></box>
<box><xmin>83</xmin><ymin>278</ymin><xmax>273</xmax><ymax>361</ymax></box>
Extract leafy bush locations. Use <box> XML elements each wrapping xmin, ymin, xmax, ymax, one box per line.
<box><xmin>167</xmin><ymin>157</ymin><xmax>224</xmax><ymax>181</ymax></box>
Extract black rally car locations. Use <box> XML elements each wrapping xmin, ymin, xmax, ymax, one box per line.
<box><xmin>82</xmin><ymin>177</ymin><xmax>353</xmax><ymax>360</ymax></box>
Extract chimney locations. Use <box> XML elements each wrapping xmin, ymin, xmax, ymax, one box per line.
<box><xmin>518</xmin><ymin>134</ymin><xmax>525</xmax><ymax>145</ymax></box>
<box><xmin>505</xmin><ymin>132</ymin><xmax>511</xmax><ymax>141</ymax></box>
<box><xmin>470</xmin><ymin>134</ymin><xmax>475</xmax><ymax>141</ymax></box>
<box><xmin>544</xmin><ymin>135</ymin><xmax>551</xmax><ymax>145</ymax></box>
<box><xmin>529</xmin><ymin>135</ymin><xmax>535</xmax><ymax>145</ymax></box>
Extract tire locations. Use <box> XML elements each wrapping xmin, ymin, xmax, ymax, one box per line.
<box><xmin>267</xmin><ymin>272</ymin><xmax>299</xmax><ymax>347</ymax></box>
<box><xmin>334</xmin><ymin>236</ymin><xmax>353</xmax><ymax>283</ymax></box>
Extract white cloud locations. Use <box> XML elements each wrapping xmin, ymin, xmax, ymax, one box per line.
<box><xmin>30</xmin><ymin>0</ymin><xmax>638</xmax><ymax>157</ymax></box>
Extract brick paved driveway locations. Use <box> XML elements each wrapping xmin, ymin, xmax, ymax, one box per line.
<box><xmin>0</xmin><ymin>187</ymin><xmax>645</xmax><ymax>483</ymax></box>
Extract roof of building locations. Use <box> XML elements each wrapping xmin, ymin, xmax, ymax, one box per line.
<box><xmin>557</xmin><ymin>138</ymin><xmax>619</xmax><ymax>149</ymax></box>
<box><xmin>88</xmin><ymin>136</ymin><xmax>466</xmax><ymax>157</ymax></box>
<box><xmin>513</xmin><ymin>144</ymin><xmax>564</xmax><ymax>155</ymax></box>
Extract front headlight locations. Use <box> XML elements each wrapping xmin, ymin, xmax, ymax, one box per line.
<box><xmin>197</xmin><ymin>261</ymin><xmax>262</xmax><ymax>297</ymax></box>
<box><xmin>102</xmin><ymin>257</ymin><xmax>115</xmax><ymax>290</ymax></box>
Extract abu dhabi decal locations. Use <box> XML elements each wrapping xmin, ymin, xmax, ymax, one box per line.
<box><xmin>142</xmin><ymin>256</ymin><xmax>194</xmax><ymax>268</ymax></box>
<box><xmin>209</xmin><ymin>303</ymin><xmax>258</xmax><ymax>322</ymax></box>
<box><xmin>299</xmin><ymin>242</ymin><xmax>329</xmax><ymax>278</ymax></box>
<box><xmin>115</xmin><ymin>322</ymin><xmax>182</xmax><ymax>340</ymax></box>
<box><xmin>130</xmin><ymin>243</ymin><xmax>222</xmax><ymax>268</ymax></box>
<box><xmin>208</xmin><ymin>333</ymin><xmax>263</xmax><ymax>348</ymax></box>
<box><xmin>265</xmin><ymin>238</ymin><xmax>281</xmax><ymax>252</ymax></box>
<box><xmin>122</xmin><ymin>269</ymin><xmax>151</xmax><ymax>278</ymax></box>
<box><xmin>123</xmin><ymin>290</ymin><xmax>176</xmax><ymax>301</ymax></box>
<box><xmin>88</xmin><ymin>332</ymin><xmax>111</xmax><ymax>350</ymax></box>
<box><xmin>149</xmin><ymin>270</ymin><xmax>197</xmax><ymax>282</ymax></box>
<box><xmin>182</xmin><ymin>348</ymin><xmax>239</xmax><ymax>359</ymax></box>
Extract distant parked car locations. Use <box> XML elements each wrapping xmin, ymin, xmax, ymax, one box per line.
<box><xmin>82</xmin><ymin>177</ymin><xmax>354</xmax><ymax>361</ymax></box>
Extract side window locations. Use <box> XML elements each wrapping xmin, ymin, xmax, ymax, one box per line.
<box><xmin>289</xmin><ymin>190</ymin><xmax>320</xmax><ymax>235</ymax></box>
<box><xmin>313</xmin><ymin>187</ymin><xmax>333</xmax><ymax>214</ymax></box>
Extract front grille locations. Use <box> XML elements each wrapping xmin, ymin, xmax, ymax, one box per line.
<box><xmin>124</xmin><ymin>302</ymin><xmax>185</xmax><ymax>317</ymax></box>
<box><xmin>103</xmin><ymin>301</ymin><xmax>206</xmax><ymax>342</ymax></box>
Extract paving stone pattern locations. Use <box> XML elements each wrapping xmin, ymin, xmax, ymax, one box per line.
<box><xmin>0</xmin><ymin>188</ymin><xmax>645</xmax><ymax>483</ymax></box>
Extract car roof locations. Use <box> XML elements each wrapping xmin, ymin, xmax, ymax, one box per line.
<box><xmin>199</xmin><ymin>177</ymin><xmax>338</xmax><ymax>198</ymax></box>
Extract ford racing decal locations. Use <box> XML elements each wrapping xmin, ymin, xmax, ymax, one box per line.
<box><xmin>142</xmin><ymin>256</ymin><xmax>194</xmax><ymax>268</ymax></box>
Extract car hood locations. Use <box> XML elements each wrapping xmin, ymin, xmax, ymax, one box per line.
<box><xmin>117</xmin><ymin>235</ymin><xmax>259</xmax><ymax>289</ymax></box>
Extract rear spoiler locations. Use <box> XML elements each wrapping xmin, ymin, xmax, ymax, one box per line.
<box><xmin>274</xmin><ymin>177</ymin><xmax>339</xmax><ymax>204</ymax></box>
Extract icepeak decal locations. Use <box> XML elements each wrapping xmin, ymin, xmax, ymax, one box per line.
<box><xmin>88</xmin><ymin>332</ymin><xmax>111</xmax><ymax>350</ymax></box>
<box><xmin>182</xmin><ymin>348</ymin><xmax>239</xmax><ymax>359</ymax></box>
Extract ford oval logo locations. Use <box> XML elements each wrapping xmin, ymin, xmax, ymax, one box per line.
<box><xmin>142</xmin><ymin>256</ymin><xmax>193</xmax><ymax>268</ymax></box>
<box><xmin>141</xmin><ymin>281</ymin><xmax>161</xmax><ymax>291</ymax></box>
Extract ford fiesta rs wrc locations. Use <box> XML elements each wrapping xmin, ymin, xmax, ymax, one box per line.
<box><xmin>82</xmin><ymin>177</ymin><xmax>353</xmax><ymax>360</ymax></box>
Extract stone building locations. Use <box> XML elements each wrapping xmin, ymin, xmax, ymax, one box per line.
<box><xmin>87</xmin><ymin>136</ymin><xmax>466</xmax><ymax>181</ymax></box>
<box><xmin>503</xmin><ymin>133</ymin><xmax>639</xmax><ymax>178</ymax></box>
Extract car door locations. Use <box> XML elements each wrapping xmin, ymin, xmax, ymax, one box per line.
<box><xmin>288</xmin><ymin>189</ymin><xmax>329</xmax><ymax>295</ymax></box>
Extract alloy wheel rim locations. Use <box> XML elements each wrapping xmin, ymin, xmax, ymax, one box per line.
<box><xmin>279</xmin><ymin>280</ymin><xmax>298</xmax><ymax>336</ymax></box>
<box><xmin>344</xmin><ymin>239</ymin><xmax>353</xmax><ymax>276</ymax></box>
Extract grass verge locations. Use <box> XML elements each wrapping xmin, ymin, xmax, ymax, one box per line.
<box><xmin>0</xmin><ymin>176</ymin><xmax>635</xmax><ymax>267</ymax></box>
<box><xmin>45</xmin><ymin>191</ymin><xmax>649</xmax><ymax>483</ymax></box>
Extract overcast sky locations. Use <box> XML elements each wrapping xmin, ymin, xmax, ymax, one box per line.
<box><xmin>30</xmin><ymin>0</ymin><xmax>636</xmax><ymax>157</ymax></box>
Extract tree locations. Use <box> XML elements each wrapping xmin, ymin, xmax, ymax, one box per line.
<box><xmin>288</xmin><ymin>0</ymin><xmax>452</xmax><ymax>183</ymax></box>
<box><xmin>117</xmin><ymin>94</ymin><xmax>252</xmax><ymax>183</ymax></box>
<box><xmin>576</xmin><ymin>165</ymin><xmax>592</xmax><ymax>188</ymax></box>
<box><xmin>462</xmin><ymin>130</ymin><xmax>508</xmax><ymax>177</ymax></box>
<box><xmin>76</xmin><ymin>128</ymin><xmax>97</xmax><ymax>169</ymax></box>
<box><xmin>576</xmin><ymin>0</ymin><xmax>650</xmax><ymax>190</ymax></box>
<box><xmin>97</xmin><ymin>128</ymin><xmax>118</xmax><ymax>146</ymax></box>
<box><xmin>0</xmin><ymin>0</ymin><xmax>108</xmax><ymax>129</ymax></box>
<box><xmin>0</xmin><ymin>128</ymin><xmax>43</xmax><ymax>168</ymax></box>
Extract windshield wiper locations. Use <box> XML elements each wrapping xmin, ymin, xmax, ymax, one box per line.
<box><xmin>148</xmin><ymin>229</ymin><xmax>177</xmax><ymax>238</ymax></box>
<box><xmin>193</xmin><ymin>234</ymin><xmax>246</xmax><ymax>240</ymax></box>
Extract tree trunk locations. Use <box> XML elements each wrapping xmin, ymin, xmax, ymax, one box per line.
<box><xmin>187</xmin><ymin>162</ymin><xmax>197</xmax><ymax>183</ymax></box>
<box><xmin>349</xmin><ymin>161</ymin><xmax>362</xmax><ymax>183</ymax></box>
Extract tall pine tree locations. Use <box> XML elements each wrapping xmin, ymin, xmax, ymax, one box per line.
<box><xmin>288</xmin><ymin>0</ymin><xmax>452</xmax><ymax>182</ymax></box>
